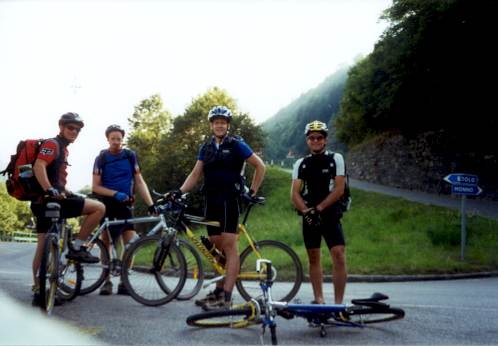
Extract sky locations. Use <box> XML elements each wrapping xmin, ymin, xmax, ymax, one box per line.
<box><xmin>0</xmin><ymin>0</ymin><xmax>391</xmax><ymax>191</ymax></box>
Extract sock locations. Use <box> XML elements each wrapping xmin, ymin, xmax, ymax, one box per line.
<box><xmin>73</xmin><ymin>239</ymin><xmax>84</xmax><ymax>250</ymax></box>
<box><xmin>213</xmin><ymin>287</ymin><xmax>224</xmax><ymax>297</ymax></box>
<box><xmin>224</xmin><ymin>290</ymin><xmax>232</xmax><ymax>303</ymax></box>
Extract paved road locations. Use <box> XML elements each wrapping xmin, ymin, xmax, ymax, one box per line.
<box><xmin>1</xmin><ymin>242</ymin><xmax>498</xmax><ymax>345</ymax></box>
<box><xmin>281</xmin><ymin>168</ymin><xmax>498</xmax><ymax>220</ymax></box>
<box><xmin>350</xmin><ymin>178</ymin><xmax>498</xmax><ymax>220</ymax></box>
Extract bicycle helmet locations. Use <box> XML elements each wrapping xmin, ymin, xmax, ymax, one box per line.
<box><xmin>208</xmin><ymin>106</ymin><xmax>232</xmax><ymax>122</ymax></box>
<box><xmin>59</xmin><ymin>112</ymin><xmax>84</xmax><ymax>128</ymax></box>
<box><xmin>304</xmin><ymin>120</ymin><xmax>328</xmax><ymax>137</ymax></box>
<box><xmin>105</xmin><ymin>124</ymin><xmax>125</xmax><ymax>138</ymax></box>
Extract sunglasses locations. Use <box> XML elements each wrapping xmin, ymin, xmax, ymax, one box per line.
<box><xmin>307</xmin><ymin>135</ymin><xmax>325</xmax><ymax>141</ymax></box>
<box><xmin>66</xmin><ymin>125</ymin><xmax>82</xmax><ymax>133</ymax></box>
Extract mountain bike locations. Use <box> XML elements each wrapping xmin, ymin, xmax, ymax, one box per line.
<box><xmin>75</xmin><ymin>211</ymin><xmax>188</xmax><ymax>306</ymax></box>
<box><xmin>38</xmin><ymin>201</ymin><xmax>82</xmax><ymax>314</ymax></box>
<box><xmin>124</xmin><ymin>193</ymin><xmax>303</xmax><ymax>306</ymax></box>
<box><xmin>186</xmin><ymin>259</ymin><xmax>405</xmax><ymax>345</ymax></box>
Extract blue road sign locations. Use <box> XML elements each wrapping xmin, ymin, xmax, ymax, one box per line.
<box><xmin>451</xmin><ymin>184</ymin><xmax>482</xmax><ymax>196</ymax></box>
<box><xmin>444</xmin><ymin>173</ymin><xmax>478</xmax><ymax>186</ymax></box>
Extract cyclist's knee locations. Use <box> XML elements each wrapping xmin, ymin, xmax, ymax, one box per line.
<box><xmin>330</xmin><ymin>246</ymin><xmax>346</xmax><ymax>266</ymax></box>
<box><xmin>83</xmin><ymin>199</ymin><xmax>106</xmax><ymax>216</ymax></box>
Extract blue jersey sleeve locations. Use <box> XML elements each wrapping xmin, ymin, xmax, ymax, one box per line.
<box><xmin>235</xmin><ymin>139</ymin><xmax>253</xmax><ymax>160</ymax></box>
<box><xmin>129</xmin><ymin>150</ymin><xmax>140</xmax><ymax>174</ymax></box>
<box><xmin>93</xmin><ymin>155</ymin><xmax>102</xmax><ymax>175</ymax></box>
<box><xmin>197</xmin><ymin>143</ymin><xmax>207</xmax><ymax>161</ymax></box>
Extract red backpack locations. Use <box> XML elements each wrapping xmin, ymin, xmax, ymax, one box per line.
<box><xmin>1</xmin><ymin>139</ymin><xmax>45</xmax><ymax>201</ymax></box>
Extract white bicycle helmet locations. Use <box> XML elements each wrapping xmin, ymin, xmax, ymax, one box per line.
<box><xmin>304</xmin><ymin>120</ymin><xmax>328</xmax><ymax>137</ymax></box>
<box><xmin>208</xmin><ymin>106</ymin><xmax>232</xmax><ymax>122</ymax></box>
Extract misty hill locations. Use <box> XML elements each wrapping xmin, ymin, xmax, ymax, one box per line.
<box><xmin>262</xmin><ymin>66</ymin><xmax>348</xmax><ymax>161</ymax></box>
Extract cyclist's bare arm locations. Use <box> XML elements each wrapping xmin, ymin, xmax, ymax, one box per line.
<box><xmin>315</xmin><ymin>175</ymin><xmax>345</xmax><ymax>212</ymax></box>
<box><xmin>246</xmin><ymin>153</ymin><xmax>266</xmax><ymax>196</ymax></box>
<box><xmin>92</xmin><ymin>173</ymin><xmax>116</xmax><ymax>197</ymax></box>
<box><xmin>134</xmin><ymin>172</ymin><xmax>154</xmax><ymax>206</ymax></box>
<box><xmin>33</xmin><ymin>159</ymin><xmax>52</xmax><ymax>192</ymax></box>
<box><xmin>180</xmin><ymin>160</ymin><xmax>204</xmax><ymax>193</ymax></box>
<box><xmin>291</xmin><ymin>179</ymin><xmax>310</xmax><ymax>214</ymax></box>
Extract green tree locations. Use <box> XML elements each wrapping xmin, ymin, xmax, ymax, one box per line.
<box><xmin>0</xmin><ymin>183</ymin><xmax>31</xmax><ymax>239</ymax></box>
<box><xmin>155</xmin><ymin>87</ymin><xmax>265</xmax><ymax>211</ymax></box>
<box><xmin>126</xmin><ymin>94</ymin><xmax>172</xmax><ymax>215</ymax></box>
<box><xmin>336</xmin><ymin>0</ymin><xmax>497</xmax><ymax>151</ymax></box>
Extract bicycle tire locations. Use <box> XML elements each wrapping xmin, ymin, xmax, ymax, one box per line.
<box><xmin>186</xmin><ymin>305</ymin><xmax>255</xmax><ymax>328</ymax></box>
<box><xmin>77</xmin><ymin>236</ymin><xmax>110</xmax><ymax>295</ymax></box>
<box><xmin>57</xmin><ymin>228</ymin><xmax>82</xmax><ymax>300</ymax></box>
<box><xmin>237</xmin><ymin>240</ymin><xmax>303</xmax><ymax>302</ymax></box>
<box><xmin>176</xmin><ymin>239</ymin><xmax>204</xmax><ymax>300</ymax></box>
<box><xmin>270</xmin><ymin>324</ymin><xmax>278</xmax><ymax>345</ymax></box>
<box><xmin>346</xmin><ymin>305</ymin><xmax>405</xmax><ymax>324</ymax></box>
<box><xmin>39</xmin><ymin>234</ymin><xmax>59</xmax><ymax>314</ymax></box>
<box><xmin>57</xmin><ymin>261</ymin><xmax>82</xmax><ymax>301</ymax></box>
<box><xmin>121</xmin><ymin>235</ymin><xmax>187</xmax><ymax>306</ymax></box>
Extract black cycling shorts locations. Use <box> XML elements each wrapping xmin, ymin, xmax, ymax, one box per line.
<box><xmin>204</xmin><ymin>194</ymin><xmax>240</xmax><ymax>236</ymax></box>
<box><xmin>302</xmin><ymin>206</ymin><xmax>345</xmax><ymax>250</ymax></box>
<box><xmin>31</xmin><ymin>196</ymin><xmax>85</xmax><ymax>233</ymax></box>
<box><xmin>99</xmin><ymin>197</ymin><xmax>134</xmax><ymax>238</ymax></box>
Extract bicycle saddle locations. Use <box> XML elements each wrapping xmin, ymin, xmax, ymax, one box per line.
<box><xmin>351</xmin><ymin>292</ymin><xmax>389</xmax><ymax>305</ymax></box>
<box><xmin>45</xmin><ymin>202</ymin><xmax>61</xmax><ymax>219</ymax></box>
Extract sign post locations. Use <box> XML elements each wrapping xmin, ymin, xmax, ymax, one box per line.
<box><xmin>443</xmin><ymin>173</ymin><xmax>481</xmax><ymax>260</ymax></box>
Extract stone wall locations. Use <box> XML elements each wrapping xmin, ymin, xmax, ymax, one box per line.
<box><xmin>346</xmin><ymin>132</ymin><xmax>498</xmax><ymax>199</ymax></box>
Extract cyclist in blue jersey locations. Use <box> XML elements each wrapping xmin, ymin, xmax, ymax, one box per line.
<box><xmin>291</xmin><ymin>121</ymin><xmax>348</xmax><ymax>307</ymax></box>
<box><xmin>169</xmin><ymin>106</ymin><xmax>266</xmax><ymax>310</ymax></box>
<box><xmin>92</xmin><ymin>124</ymin><xmax>157</xmax><ymax>295</ymax></box>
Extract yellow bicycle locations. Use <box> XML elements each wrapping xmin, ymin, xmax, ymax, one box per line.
<box><xmin>122</xmin><ymin>193</ymin><xmax>303</xmax><ymax>306</ymax></box>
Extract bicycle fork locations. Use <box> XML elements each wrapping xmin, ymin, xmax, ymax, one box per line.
<box><xmin>153</xmin><ymin>232</ymin><xmax>175</xmax><ymax>271</ymax></box>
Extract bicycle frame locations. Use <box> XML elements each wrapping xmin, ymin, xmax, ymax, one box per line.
<box><xmin>40</xmin><ymin>202</ymin><xmax>80</xmax><ymax>313</ymax></box>
<box><xmin>174</xmin><ymin>200</ymin><xmax>267</xmax><ymax>288</ymax></box>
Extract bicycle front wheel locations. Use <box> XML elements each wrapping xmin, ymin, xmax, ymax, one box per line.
<box><xmin>77</xmin><ymin>236</ymin><xmax>110</xmax><ymax>295</ymax></box>
<box><xmin>346</xmin><ymin>305</ymin><xmax>405</xmax><ymax>324</ymax></box>
<box><xmin>57</xmin><ymin>260</ymin><xmax>82</xmax><ymax>301</ymax></box>
<box><xmin>39</xmin><ymin>234</ymin><xmax>59</xmax><ymax>314</ymax></box>
<box><xmin>186</xmin><ymin>304</ymin><xmax>256</xmax><ymax>328</ymax></box>
<box><xmin>237</xmin><ymin>240</ymin><xmax>303</xmax><ymax>302</ymax></box>
<box><xmin>122</xmin><ymin>235</ymin><xmax>186</xmax><ymax>306</ymax></box>
<box><xmin>58</xmin><ymin>229</ymin><xmax>82</xmax><ymax>300</ymax></box>
<box><xmin>176</xmin><ymin>239</ymin><xmax>204</xmax><ymax>300</ymax></box>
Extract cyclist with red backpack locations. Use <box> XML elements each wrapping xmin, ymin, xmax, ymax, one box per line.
<box><xmin>91</xmin><ymin>124</ymin><xmax>157</xmax><ymax>295</ymax></box>
<box><xmin>30</xmin><ymin>113</ymin><xmax>105</xmax><ymax>306</ymax></box>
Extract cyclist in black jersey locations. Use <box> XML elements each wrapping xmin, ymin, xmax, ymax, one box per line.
<box><xmin>291</xmin><ymin>121</ymin><xmax>347</xmax><ymax>305</ymax></box>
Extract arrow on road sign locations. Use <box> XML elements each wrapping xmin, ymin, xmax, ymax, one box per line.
<box><xmin>444</xmin><ymin>173</ymin><xmax>478</xmax><ymax>186</ymax></box>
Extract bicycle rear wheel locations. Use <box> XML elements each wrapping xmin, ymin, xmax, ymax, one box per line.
<box><xmin>176</xmin><ymin>239</ymin><xmax>204</xmax><ymax>300</ymax></box>
<box><xmin>121</xmin><ymin>235</ymin><xmax>186</xmax><ymax>306</ymax></box>
<box><xmin>346</xmin><ymin>305</ymin><xmax>405</xmax><ymax>324</ymax></box>
<box><xmin>186</xmin><ymin>304</ymin><xmax>255</xmax><ymax>328</ymax></box>
<box><xmin>237</xmin><ymin>240</ymin><xmax>303</xmax><ymax>302</ymax></box>
<box><xmin>77</xmin><ymin>236</ymin><xmax>110</xmax><ymax>295</ymax></box>
<box><xmin>39</xmin><ymin>234</ymin><xmax>59</xmax><ymax>314</ymax></box>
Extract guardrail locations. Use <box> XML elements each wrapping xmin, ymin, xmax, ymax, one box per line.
<box><xmin>9</xmin><ymin>231</ymin><xmax>37</xmax><ymax>243</ymax></box>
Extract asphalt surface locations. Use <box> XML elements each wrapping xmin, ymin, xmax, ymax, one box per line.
<box><xmin>350</xmin><ymin>178</ymin><xmax>498</xmax><ymax>220</ymax></box>
<box><xmin>1</xmin><ymin>243</ymin><xmax>498</xmax><ymax>345</ymax></box>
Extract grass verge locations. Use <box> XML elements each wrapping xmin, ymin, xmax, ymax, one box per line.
<box><xmin>249</xmin><ymin>166</ymin><xmax>498</xmax><ymax>275</ymax></box>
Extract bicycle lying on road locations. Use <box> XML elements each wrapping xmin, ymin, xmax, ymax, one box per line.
<box><xmin>186</xmin><ymin>259</ymin><xmax>405</xmax><ymax>345</ymax></box>
<box><xmin>121</xmin><ymin>192</ymin><xmax>304</xmax><ymax>306</ymax></box>
<box><xmin>38</xmin><ymin>201</ymin><xmax>82</xmax><ymax>314</ymax></box>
